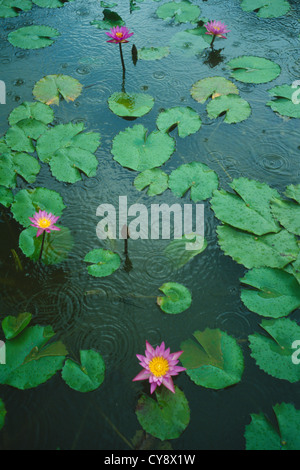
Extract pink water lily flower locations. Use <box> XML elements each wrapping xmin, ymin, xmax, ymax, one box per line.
<box><xmin>204</xmin><ymin>20</ymin><xmax>230</xmax><ymax>39</ymax></box>
<box><xmin>133</xmin><ymin>341</ymin><xmax>186</xmax><ymax>394</ymax></box>
<box><xmin>106</xmin><ymin>26</ymin><xmax>134</xmax><ymax>44</ymax></box>
<box><xmin>29</xmin><ymin>210</ymin><xmax>61</xmax><ymax>238</ymax></box>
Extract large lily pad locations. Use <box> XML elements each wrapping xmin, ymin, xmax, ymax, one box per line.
<box><xmin>169</xmin><ymin>162</ymin><xmax>219</xmax><ymax>202</ymax></box>
<box><xmin>240</xmin><ymin>0</ymin><xmax>291</xmax><ymax>18</ymax></box>
<box><xmin>134</xmin><ymin>169</ymin><xmax>169</xmax><ymax>196</ymax></box>
<box><xmin>0</xmin><ymin>186</ymin><xmax>13</xmax><ymax>207</ymax></box>
<box><xmin>240</xmin><ymin>268</ymin><xmax>300</xmax><ymax>318</ymax></box>
<box><xmin>207</xmin><ymin>94</ymin><xmax>251</xmax><ymax>124</ymax></box>
<box><xmin>112</xmin><ymin>124</ymin><xmax>175</xmax><ymax>171</ymax></box>
<box><xmin>191</xmin><ymin>77</ymin><xmax>239</xmax><ymax>104</ymax></box>
<box><xmin>2</xmin><ymin>312</ymin><xmax>32</xmax><ymax>340</ymax></box>
<box><xmin>227</xmin><ymin>56</ymin><xmax>281</xmax><ymax>84</ymax></box>
<box><xmin>271</xmin><ymin>197</ymin><xmax>300</xmax><ymax>236</ymax></box>
<box><xmin>211</xmin><ymin>178</ymin><xmax>280</xmax><ymax>236</ymax></box>
<box><xmin>0</xmin><ymin>315</ymin><xmax>68</xmax><ymax>390</ymax></box>
<box><xmin>136</xmin><ymin>386</ymin><xmax>190</xmax><ymax>441</ymax></box>
<box><xmin>245</xmin><ymin>403</ymin><xmax>300</xmax><ymax>451</ymax></box>
<box><xmin>9</xmin><ymin>101</ymin><xmax>54</xmax><ymax>128</ymax></box>
<box><xmin>108</xmin><ymin>92</ymin><xmax>154</xmax><ymax>118</ymax></box>
<box><xmin>36</xmin><ymin>123</ymin><xmax>101</xmax><ymax>183</ymax></box>
<box><xmin>217</xmin><ymin>226</ymin><xmax>298</xmax><ymax>269</ymax></box>
<box><xmin>11</xmin><ymin>187</ymin><xmax>65</xmax><ymax>227</ymax></box>
<box><xmin>165</xmin><ymin>234</ymin><xmax>207</xmax><ymax>269</ymax></box>
<box><xmin>285</xmin><ymin>184</ymin><xmax>300</xmax><ymax>204</ymax></box>
<box><xmin>157</xmin><ymin>283</ymin><xmax>192</xmax><ymax>314</ymax></box>
<box><xmin>266</xmin><ymin>85</ymin><xmax>300</xmax><ymax>119</ymax></box>
<box><xmin>0</xmin><ymin>151</ymin><xmax>40</xmax><ymax>188</ymax></box>
<box><xmin>249</xmin><ymin>318</ymin><xmax>300</xmax><ymax>382</ymax></box>
<box><xmin>84</xmin><ymin>249</ymin><xmax>121</xmax><ymax>277</ymax></box>
<box><xmin>156</xmin><ymin>107</ymin><xmax>201</xmax><ymax>138</ymax></box>
<box><xmin>33</xmin><ymin>75</ymin><xmax>83</xmax><ymax>106</ymax></box>
<box><xmin>180</xmin><ymin>329</ymin><xmax>244</xmax><ymax>389</ymax></box>
<box><xmin>8</xmin><ymin>25</ymin><xmax>60</xmax><ymax>50</ymax></box>
<box><xmin>156</xmin><ymin>1</ymin><xmax>201</xmax><ymax>24</ymax></box>
<box><xmin>0</xmin><ymin>0</ymin><xmax>32</xmax><ymax>18</ymax></box>
<box><xmin>62</xmin><ymin>350</ymin><xmax>105</xmax><ymax>393</ymax></box>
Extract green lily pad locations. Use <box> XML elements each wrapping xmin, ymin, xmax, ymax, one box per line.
<box><xmin>36</xmin><ymin>122</ymin><xmax>100</xmax><ymax>183</ymax></box>
<box><xmin>240</xmin><ymin>0</ymin><xmax>291</xmax><ymax>18</ymax></box>
<box><xmin>156</xmin><ymin>107</ymin><xmax>201</xmax><ymax>138</ymax></box>
<box><xmin>62</xmin><ymin>350</ymin><xmax>105</xmax><ymax>393</ymax></box>
<box><xmin>157</xmin><ymin>283</ymin><xmax>192</xmax><ymax>314</ymax></box>
<box><xmin>240</xmin><ymin>268</ymin><xmax>300</xmax><ymax>318</ymax></box>
<box><xmin>138</xmin><ymin>47</ymin><xmax>170</xmax><ymax>61</ymax></box>
<box><xmin>33</xmin><ymin>75</ymin><xmax>83</xmax><ymax>106</ymax></box>
<box><xmin>211</xmin><ymin>178</ymin><xmax>280</xmax><ymax>236</ymax></box>
<box><xmin>108</xmin><ymin>92</ymin><xmax>154</xmax><ymax>118</ymax></box>
<box><xmin>169</xmin><ymin>162</ymin><xmax>219</xmax><ymax>202</ymax></box>
<box><xmin>285</xmin><ymin>184</ymin><xmax>300</xmax><ymax>204</ymax></box>
<box><xmin>266</xmin><ymin>85</ymin><xmax>300</xmax><ymax>119</ymax></box>
<box><xmin>19</xmin><ymin>225</ymin><xmax>73</xmax><ymax>265</ymax></box>
<box><xmin>0</xmin><ymin>186</ymin><xmax>13</xmax><ymax>207</ymax></box>
<box><xmin>245</xmin><ymin>403</ymin><xmax>300</xmax><ymax>451</ymax></box>
<box><xmin>180</xmin><ymin>329</ymin><xmax>244</xmax><ymax>389</ymax></box>
<box><xmin>217</xmin><ymin>226</ymin><xmax>298</xmax><ymax>269</ymax></box>
<box><xmin>90</xmin><ymin>8</ymin><xmax>124</xmax><ymax>30</ymax></box>
<box><xmin>0</xmin><ymin>0</ymin><xmax>32</xmax><ymax>18</ymax></box>
<box><xmin>33</xmin><ymin>0</ymin><xmax>75</xmax><ymax>7</ymax></box>
<box><xmin>9</xmin><ymin>101</ymin><xmax>54</xmax><ymax>128</ymax></box>
<box><xmin>2</xmin><ymin>312</ymin><xmax>32</xmax><ymax>340</ymax></box>
<box><xmin>134</xmin><ymin>169</ymin><xmax>169</xmax><ymax>196</ymax></box>
<box><xmin>165</xmin><ymin>234</ymin><xmax>207</xmax><ymax>269</ymax></box>
<box><xmin>227</xmin><ymin>56</ymin><xmax>281</xmax><ymax>84</ymax></box>
<box><xmin>8</xmin><ymin>25</ymin><xmax>60</xmax><ymax>50</ymax></box>
<box><xmin>0</xmin><ymin>316</ymin><xmax>68</xmax><ymax>390</ymax></box>
<box><xmin>156</xmin><ymin>1</ymin><xmax>201</xmax><ymax>24</ymax></box>
<box><xmin>11</xmin><ymin>187</ymin><xmax>66</xmax><ymax>227</ymax></box>
<box><xmin>191</xmin><ymin>77</ymin><xmax>239</xmax><ymax>104</ymax></box>
<box><xmin>0</xmin><ymin>151</ymin><xmax>40</xmax><ymax>188</ymax></box>
<box><xmin>84</xmin><ymin>249</ymin><xmax>121</xmax><ymax>277</ymax></box>
<box><xmin>170</xmin><ymin>30</ymin><xmax>210</xmax><ymax>56</ymax></box>
<box><xmin>136</xmin><ymin>387</ymin><xmax>190</xmax><ymax>441</ymax></box>
<box><xmin>271</xmin><ymin>197</ymin><xmax>300</xmax><ymax>236</ymax></box>
<box><xmin>112</xmin><ymin>124</ymin><xmax>175</xmax><ymax>171</ymax></box>
<box><xmin>206</xmin><ymin>94</ymin><xmax>251</xmax><ymax>124</ymax></box>
<box><xmin>249</xmin><ymin>318</ymin><xmax>300</xmax><ymax>382</ymax></box>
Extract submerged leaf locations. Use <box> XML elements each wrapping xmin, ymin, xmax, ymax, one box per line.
<box><xmin>156</xmin><ymin>1</ymin><xmax>201</xmax><ymax>24</ymax></box>
<box><xmin>240</xmin><ymin>0</ymin><xmax>291</xmax><ymax>18</ymax></box>
<box><xmin>170</xmin><ymin>30</ymin><xmax>209</xmax><ymax>56</ymax></box>
<box><xmin>165</xmin><ymin>234</ymin><xmax>207</xmax><ymax>269</ymax></box>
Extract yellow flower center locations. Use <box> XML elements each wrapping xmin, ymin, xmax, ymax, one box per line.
<box><xmin>149</xmin><ymin>357</ymin><xmax>169</xmax><ymax>377</ymax></box>
<box><xmin>215</xmin><ymin>26</ymin><xmax>220</xmax><ymax>31</ymax></box>
<box><xmin>116</xmin><ymin>32</ymin><xmax>124</xmax><ymax>38</ymax></box>
<box><xmin>38</xmin><ymin>218</ymin><xmax>52</xmax><ymax>229</ymax></box>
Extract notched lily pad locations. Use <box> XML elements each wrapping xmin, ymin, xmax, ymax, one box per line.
<box><xmin>108</xmin><ymin>92</ymin><xmax>154</xmax><ymax>118</ymax></box>
<box><xmin>206</xmin><ymin>94</ymin><xmax>251</xmax><ymax>124</ymax></box>
<box><xmin>156</xmin><ymin>106</ymin><xmax>201</xmax><ymax>138</ymax></box>
<box><xmin>134</xmin><ymin>169</ymin><xmax>169</xmax><ymax>196</ymax></box>
<box><xmin>84</xmin><ymin>248</ymin><xmax>121</xmax><ymax>277</ymax></box>
<box><xmin>227</xmin><ymin>56</ymin><xmax>281</xmax><ymax>84</ymax></box>
<box><xmin>157</xmin><ymin>282</ymin><xmax>192</xmax><ymax>314</ymax></box>
<box><xmin>8</xmin><ymin>25</ymin><xmax>60</xmax><ymax>50</ymax></box>
<box><xmin>33</xmin><ymin>75</ymin><xmax>83</xmax><ymax>106</ymax></box>
<box><xmin>191</xmin><ymin>77</ymin><xmax>239</xmax><ymax>104</ymax></box>
<box><xmin>267</xmin><ymin>85</ymin><xmax>300</xmax><ymax>119</ymax></box>
<box><xmin>62</xmin><ymin>350</ymin><xmax>105</xmax><ymax>393</ymax></box>
<box><xmin>169</xmin><ymin>162</ymin><xmax>219</xmax><ymax>202</ymax></box>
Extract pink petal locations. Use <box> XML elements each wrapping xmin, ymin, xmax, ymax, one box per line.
<box><xmin>132</xmin><ymin>369</ymin><xmax>150</xmax><ymax>382</ymax></box>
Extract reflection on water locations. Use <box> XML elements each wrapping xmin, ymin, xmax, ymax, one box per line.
<box><xmin>0</xmin><ymin>0</ymin><xmax>300</xmax><ymax>450</ymax></box>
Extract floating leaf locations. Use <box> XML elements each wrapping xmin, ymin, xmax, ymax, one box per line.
<box><xmin>240</xmin><ymin>0</ymin><xmax>291</xmax><ymax>18</ymax></box>
<box><xmin>0</xmin><ymin>317</ymin><xmax>68</xmax><ymax>390</ymax></box>
<box><xmin>156</xmin><ymin>106</ymin><xmax>201</xmax><ymax>138</ymax></box>
<box><xmin>8</xmin><ymin>25</ymin><xmax>60</xmax><ymax>50</ymax></box>
<box><xmin>0</xmin><ymin>186</ymin><xmax>13</xmax><ymax>208</ymax></box>
<box><xmin>157</xmin><ymin>283</ymin><xmax>192</xmax><ymax>314</ymax></box>
<box><xmin>138</xmin><ymin>47</ymin><xmax>170</xmax><ymax>61</ymax></box>
<box><xmin>19</xmin><ymin>226</ymin><xmax>73</xmax><ymax>265</ymax></box>
<box><xmin>108</xmin><ymin>92</ymin><xmax>154</xmax><ymax>118</ymax></box>
<box><xmin>165</xmin><ymin>234</ymin><xmax>207</xmax><ymax>269</ymax></box>
<box><xmin>62</xmin><ymin>350</ymin><xmax>105</xmax><ymax>393</ymax></box>
<box><xmin>206</xmin><ymin>94</ymin><xmax>251</xmax><ymax>124</ymax></box>
<box><xmin>170</xmin><ymin>30</ymin><xmax>209</xmax><ymax>56</ymax></box>
<box><xmin>156</xmin><ymin>1</ymin><xmax>201</xmax><ymax>24</ymax></box>
<box><xmin>240</xmin><ymin>268</ymin><xmax>300</xmax><ymax>318</ymax></box>
<box><xmin>266</xmin><ymin>85</ymin><xmax>300</xmax><ymax>119</ymax></box>
<box><xmin>33</xmin><ymin>75</ymin><xmax>83</xmax><ymax>106</ymax></box>
<box><xmin>0</xmin><ymin>399</ymin><xmax>6</xmax><ymax>431</ymax></box>
<box><xmin>112</xmin><ymin>124</ymin><xmax>175</xmax><ymax>171</ymax></box>
<box><xmin>169</xmin><ymin>162</ymin><xmax>219</xmax><ymax>202</ymax></box>
<box><xmin>36</xmin><ymin>123</ymin><xmax>100</xmax><ymax>183</ymax></box>
<box><xmin>0</xmin><ymin>0</ymin><xmax>32</xmax><ymax>18</ymax></box>
<box><xmin>0</xmin><ymin>151</ymin><xmax>40</xmax><ymax>188</ymax></box>
<box><xmin>90</xmin><ymin>8</ymin><xmax>124</xmax><ymax>30</ymax></box>
<box><xmin>33</xmin><ymin>0</ymin><xmax>75</xmax><ymax>7</ymax></box>
<box><xmin>227</xmin><ymin>56</ymin><xmax>281</xmax><ymax>84</ymax></box>
<box><xmin>134</xmin><ymin>169</ymin><xmax>169</xmax><ymax>196</ymax></box>
<box><xmin>217</xmin><ymin>226</ymin><xmax>298</xmax><ymax>269</ymax></box>
<box><xmin>245</xmin><ymin>403</ymin><xmax>300</xmax><ymax>451</ymax></box>
<box><xmin>136</xmin><ymin>386</ymin><xmax>190</xmax><ymax>441</ymax></box>
<box><xmin>285</xmin><ymin>184</ymin><xmax>300</xmax><ymax>204</ymax></box>
<box><xmin>9</xmin><ymin>101</ymin><xmax>54</xmax><ymax>129</ymax></box>
<box><xmin>84</xmin><ymin>249</ymin><xmax>121</xmax><ymax>277</ymax></box>
<box><xmin>211</xmin><ymin>178</ymin><xmax>280</xmax><ymax>236</ymax></box>
<box><xmin>180</xmin><ymin>329</ymin><xmax>244</xmax><ymax>389</ymax></box>
<box><xmin>2</xmin><ymin>312</ymin><xmax>32</xmax><ymax>340</ymax></box>
<box><xmin>191</xmin><ymin>77</ymin><xmax>239</xmax><ymax>104</ymax></box>
<box><xmin>271</xmin><ymin>197</ymin><xmax>300</xmax><ymax>236</ymax></box>
<box><xmin>249</xmin><ymin>318</ymin><xmax>300</xmax><ymax>382</ymax></box>
<box><xmin>11</xmin><ymin>187</ymin><xmax>66</xmax><ymax>227</ymax></box>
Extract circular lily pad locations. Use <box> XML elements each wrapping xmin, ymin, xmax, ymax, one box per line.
<box><xmin>169</xmin><ymin>162</ymin><xmax>219</xmax><ymax>202</ymax></box>
<box><xmin>62</xmin><ymin>350</ymin><xmax>105</xmax><ymax>393</ymax></box>
<box><xmin>0</xmin><ymin>0</ymin><xmax>32</xmax><ymax>18</ymax></box>
<box><xmin>227</xmin><ymin>56</ymin><xmax>281</xmax><ymax>84</ymax></box>
<box><xmin>157</xmin><ymin>283</ymin><xmax>192</xmax><ymax>314</ymax></box>
<box><xmin>8</xmin><ymin>25</ymin><xmax>60</xmax><ymax>50</ymax></box>
<box><xmin>156</xmin><ymin>1</ymin><xmax>201</xmax><ymax>24</ymax></box>
<box><xmin>33</xmin><ymin>75</ymin><xmax>83</xmax><ymax>106</ymax></box>
<box><xmin>267</xmin><ymin>84</ymin><xmax>300</xmax><ymax>119</ymax></box>
<box><xmin>108</xmin><ymin>92</ymin><xmax>154</xmax><ymax>118</ymax></box>
<box><xmin>84</xmin><ymin>249</ymin><xmax>121</xmax><ymax>277</ymax></box>
<box><xmin>138</xmin><ymin>47</ymin><xmax>170</xmax><ymax>61</ymax></box>
<box><xmin>134</xmin><ymin>169</ymin><xmax>169</xmax><ymax>196</ymax></box>
<box><xmin>240</xmin><ymin>0</ymin><xmax>291</xmax><ymax>18</ymax></box>
<box><xmin>191</xmin><ymin>77</ymin><xmax>239</xmax><ymax>104</ymax></box>
<box><xmin>170</xmin><ymin>30</ymin><xmax>210</xmax><ymax>56</ymax></box>
<box><xmin>207</xmin><ymin>94</ymin><xmax>251</xmax><ymax>124</ymax></box>
<box><xmin>156</xmin><ymin>106</ymin><xmax>201</xmax><ymax>138</ymax></box>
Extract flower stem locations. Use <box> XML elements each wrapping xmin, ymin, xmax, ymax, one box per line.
<box><xmin>119</xmin><ymin>43</ymin><xmax>126</xmax><ymax>84</ymax></box>
<box><xmin>210</xmin><ymin>35</ymin><xmax>216</xmax><ymax>48</ymax></box>
<box><xmin>39</xmin><ymin>231</ymin><xmax>46</xmax><ymax>262</ymax></box>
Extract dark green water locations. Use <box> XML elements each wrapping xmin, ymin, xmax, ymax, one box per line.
<box><xmin>0</xmin><ymin>0</ymin><xmax>300</xmax><ymax>450</ymax></box>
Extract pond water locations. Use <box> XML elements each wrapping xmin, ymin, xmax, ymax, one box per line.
<box><xmin>0</xmin><ymin>0</ymin><xmax>300</xmax><ymax>450</ymax></box>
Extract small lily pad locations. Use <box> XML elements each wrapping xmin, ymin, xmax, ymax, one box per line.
<box><xmin>0</xmin><ymin>151</ymin><xmax>40</xmax><ymax>188</ymax></box>
<box><xmin>156</xmin><ymin>1</ymin><xmax>201</xmax><ymax>24</ymax></box>
<box><xmin>134</xmin><ymin>169</ymin><xmax>169</xmax><ymax>196</ymax></box>
<box><xmin>2</xmin><ymin>312</ymin><xmax>32</xmax><ymax>340</ymax></box>
<box><xmin>170</xmin><ymin>30</ymin><xmax>210</xmax><ymax>56</ymax></box>
<box><xmin>156</xmin><ymin>106</ymin><xmax>201</xmax><ymax>138</ymax></box>
<box><xmin>169</xmin><ymin>162</ymin><xmax>219</xmax><ymax>202</ymax></box>
<box><xmin>157</xmin><ymin>282</ymin><xmax>192</xmax><ymax>314</ymax></box>
<box><xmin>240</xmin><ymin>0</ymin><xmax>291</xmax><ymax>18</ymax></box>
<box><xmin>138</xmin><ymin>47</ymin><xmax>170</xmax><ymax>61</ymax></box>
<box><xmin>8</xmin><ymin>25</ymin><xmax>60</xmax><ymax>50</ymax></box>
<box><xmin>33</xmin><ymin>75</ymin><xmax>83</xmax><ymax>106</ymax></box>
<box><xmin>207</xmin><ymin>94</ymin><xmax>251</xmax><ymax>124</ymax></box>
<box><xmin>62</xmin><ymin>350</ymin><xmax>105</xmax><ymax>393</ymax></box>
<box><xmin>191</xmin><ymin>77</ymin><xmax>239</xmax><ymax>104</ymax></box>
<box><xmin>267</xmin><ymin>85</ymin><xmax>300</xmax><ymax>119</ymax></box>
<box><xmin>108</xmin><ymin>92</ymin><xmax>154</xmax><ymax>118</ymax></box>
<box><xmin>84</xmin><ymin>249</ymin><xmax>121</xmax><ymax>277</ymax></box>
